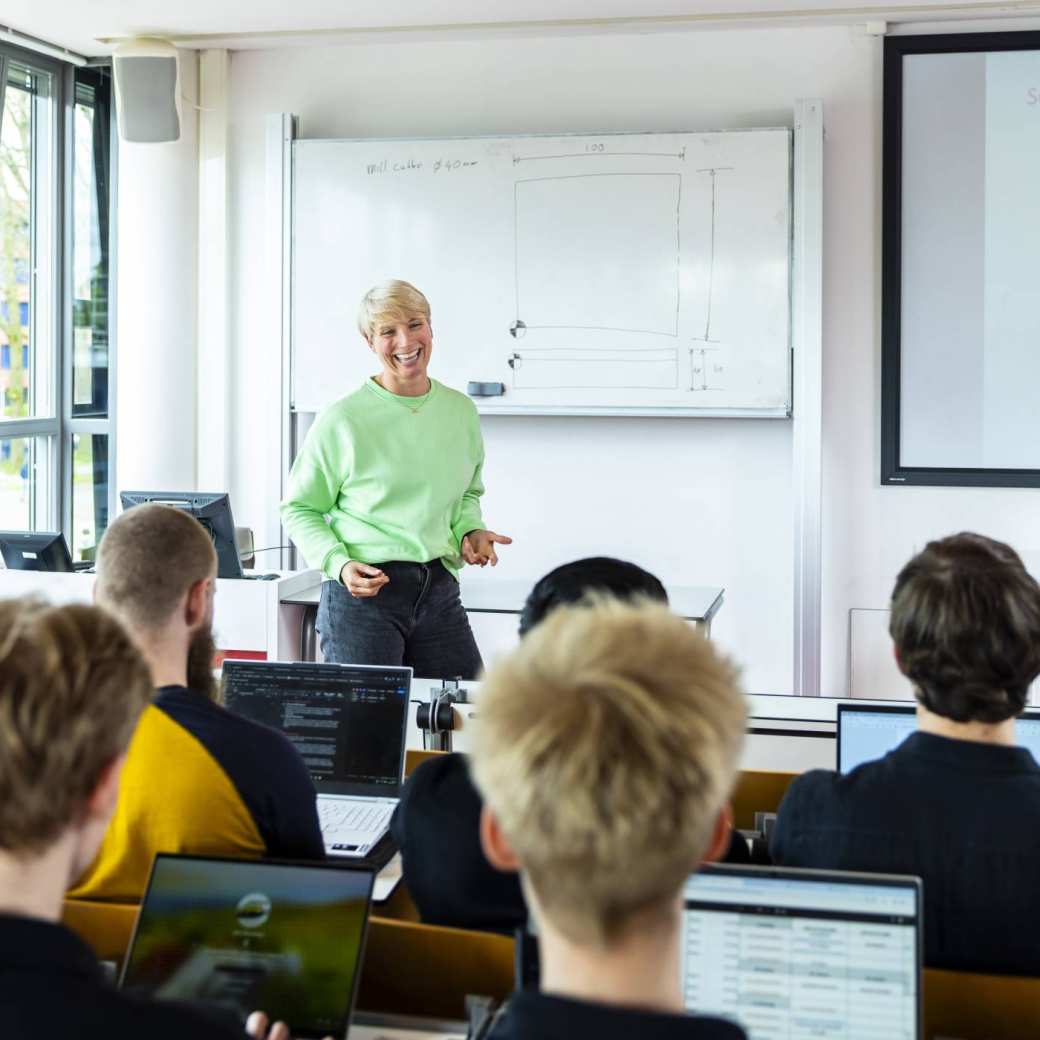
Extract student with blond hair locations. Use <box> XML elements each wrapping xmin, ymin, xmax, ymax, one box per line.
<box><xmin>0</xmin><ymin>598</ymin><xmax>317</xmax><ymax>1039</ymax></box>
<box><xmin>470</xmin><ymin>597</ymin><xmax>748</xmax><ymax>1039</ymax></box>
<box><xmin>281</xmin><ymin>279</ymin><xmax>510</xmax><ymax>679</ymax></box>
<box><xmin>69</xmin><ymin>503</ymin><xmax>323</xmax><ymax>903</ymax></box>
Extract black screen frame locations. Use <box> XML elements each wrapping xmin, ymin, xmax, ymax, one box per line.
<box><xmin>119</xmin><ymin>852</ymin><xmax>376</xmax><ymax>1040</ymax></box>
<box><xmin>881</xmin><ymin>31</ymin><xmax>1040</xmax><ymax>488</ymax></box>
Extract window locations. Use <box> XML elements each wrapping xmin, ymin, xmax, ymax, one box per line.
<box><xmin>0</xmin><ymin>45</ymin><xmax>114</xmax><ymax>557</ymax></box>
<box><xmin>66</xmin><ymin>67</ymin><xmax>113</xmax><ymax>562</ymax></box>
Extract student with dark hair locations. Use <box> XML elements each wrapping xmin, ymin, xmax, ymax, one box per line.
<box><xmin>517</xmin><ymin>557</ymin><xmax>668</xmax><ymax>637</ymax></box>
<box><xmin>392</xmin><ymin>557</ymin><xmax>748</xmax><ymax>931</ymax></box>
<box><xmin>772</xmin><ymin>531</ymin><xmax>1040</xmax><ymax>974</ymax></box>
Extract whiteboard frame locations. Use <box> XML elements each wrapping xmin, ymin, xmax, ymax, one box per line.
<box><xmin>268</xmin><ymin>107</ymin><xmax>824</xmax><ymax>694</ymax></box>
<box><xmin>289</xmin><ymin>127</ymin><xmax>793</xmax><ymax>419</ymax></box>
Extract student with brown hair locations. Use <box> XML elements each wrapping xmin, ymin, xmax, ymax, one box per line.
<box><xmin>0</xmin><ymin>598</ymin><xmax>316</xmax><ymax>1039</ymax></box>
<box><xmin>69</xmin><ymin>503</ymin><xmax>323</xmax><ymax>903</ymax></box>
<box><xmin>470</xmin><ymin>597</ymin><xmax>748</xmax><ymax>1039</ymax></box>
<box><xmin>772</xmin><ymin>531</ymin><xmax>1040</xmax><ymax>974</ymax></box>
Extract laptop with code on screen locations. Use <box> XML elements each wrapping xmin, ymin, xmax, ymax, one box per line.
<box><xmin>222</xmin><ymin>660</ymin><xmax>411</xmax><ymax>858</ymax></box>
<box><xmin>837</xmin><ymin>704</ymin><xmax>1040</xmax><ymax>774</ymax></box>
<box><xmin>120</xmin><ymin>854</ymin><xmax>374</xmax><ymax>1040</ymax></box>
<box><xmin>682</xmin><ymin>864</ymin><xmax>922</xmax><ymax>1040</ymax></box>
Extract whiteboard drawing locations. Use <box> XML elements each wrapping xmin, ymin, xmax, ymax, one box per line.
<box><xmin>690</xmin><ymin>167</ymin><xmax>733</xmax><ymax>346</ymax></box>
<box><xmin>688</xmin><ymin>346</ymin><xmax>726</xmax><ymax>392</ymax></box>
<box><xmin>512</xmin><ymin>173</ymin><xmax>681</xmax><ymax>338</ymax></box>
<box><xmin>508</xmin><ymin>347</ymin><xmax>679</xmax><ymax>391</ymax></box>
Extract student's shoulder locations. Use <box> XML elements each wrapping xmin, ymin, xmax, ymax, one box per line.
<box><xmin>64</xmin><ymin>979</ymin><xmax>243</xmax><ymax>1040</ymax></box>
<box><xmin>399</xmin><ymin>752</ymin><xmax>476</xmax><ymax>807</ymax></box>
<box><xmin>157</xmin><ymin>689</ymin><xmax>307</xmax><ymax>775</ymax></box>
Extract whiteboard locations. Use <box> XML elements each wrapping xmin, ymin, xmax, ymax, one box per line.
<box><xmin>291</xmin><ymin>129</ymin><xmax>792</xmax><ymax>417</ymax></box>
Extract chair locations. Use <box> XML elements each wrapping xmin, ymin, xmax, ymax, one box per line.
<box><xmin>923</xmin><ymin>967</ymin><xmax>1040</xmax><ymax>1038</ymax></box>
<box><xmin>730</xmin><ymin>769</ymin><xmax>798</xmax><ymax>830</ymax></box>
<box><xmin>357</xmin><ymin>916</ymin><xmax>515</xmax><ymax>1021</ymax></box>
<box><xmin>404</xmin><ymin>747</ymin><xmax>446</xmax><ymax>777</ymax></box>
<box><xmin>62</xmin><ymin>898</ymin><xmax>139</xmax><ymax>965</ymax></box>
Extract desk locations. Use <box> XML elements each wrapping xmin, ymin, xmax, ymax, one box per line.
<box><xmin>0</xmin><ymin>568</ymin><xmax>321</xmax><ymax>661</ymax></box>
<box><xmin>283</xmin><ymin>577</ymin><xmax>725</xmax><ymax>662</ymax></box>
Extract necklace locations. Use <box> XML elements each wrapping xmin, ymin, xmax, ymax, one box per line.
<box><xmin>372</xmin><ymin>376</ymin><xmax>432</xmax><ymax>414</ymax></box>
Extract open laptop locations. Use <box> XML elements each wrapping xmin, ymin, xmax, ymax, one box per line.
<box><xmin>222</xmin><ymin>660</ymin><xmax>411</xmax><ymax>858</ymax></box>
<box><xmin>120</xmin><ymin>854</ymin><xmax>374</xmax><ymax>1040</ymax></box>
<box><xmin>682</xmin><ymin>864</ymin><xmax>922</xmax><ymax>1040</ymax></box>
<box><xmin>837</xmin><ymin>704</ymin><xmax>1040</xmax><ymax>774</ymax></box>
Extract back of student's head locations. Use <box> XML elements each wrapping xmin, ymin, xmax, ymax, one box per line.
<box><xmin>96</xmin><ymin>504</ymin><xmax>217</xmax><ymax>631</ymax></box>
<box><xmin>890</xmin><ymin>532</ymin><xmax>1040</xmax><ymax>723</ymax></box>
<box><xmin>518</xmin><ymin>556</ymin><xmax>668</xmax><ymax>636</ymax></box>
<box><xmin>472</xmin><ymin>597</ymin><xmax>745</xmax><ymax>947</ymax></box>
<box><xmin>0</xmin><ymin>598</ymin><xmax>152</xmax><ymax>856</ymax></box>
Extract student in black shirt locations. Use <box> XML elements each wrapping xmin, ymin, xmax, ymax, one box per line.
<box><xmin>0</xmin><ymin>598</ymin><xmax>326</xmax><ymax>1040</ymax></box>
<box><xmin>772</xmin><ymin>531</ymin><xmax>1040</xmax><ymax>974</ymax></box>
<box><xmin>469</xmin><ymin>597</ymin><xmax>748</xmax><ymax>1039</ymax></box>
<box><xmin>391</xmin><ymin>558</ymin><xmax>669</xmax><ymax>930</ymax></box>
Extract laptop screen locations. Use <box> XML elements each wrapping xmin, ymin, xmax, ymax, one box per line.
<box><xmin>682</xmin><ymin>865</ymin><xmax>921</xmax><ymax>1040</ymax></box>
<box><xmin>120</xmin><ymin>854</ymin><xmax>374</xmax><ymax>1040</ymax></box>
<box><xmin>222</xmin><ymin>661</ymin><xmax>412</xmax><ymax>798</ymax></box>
<box><xmin>837</xmin><ymin>704</ymin><xmax>1040</xmax><ymax>773</ymax></box>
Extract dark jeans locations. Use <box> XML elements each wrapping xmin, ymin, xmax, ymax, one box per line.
<box><xmin>316</xmin><ymin>561</ymin><xmax>483</xmax><ymax>680</ymax></box>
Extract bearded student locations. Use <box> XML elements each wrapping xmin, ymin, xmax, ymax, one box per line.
<box><xmin>281</xmin><ymin>279</ymin><xmax>511</xmax><ymax>680</ymax></box>
<box><xmin>69</xmin><ymin>504</ymin><xmax>324</xmax><ymax>903</ymax></box>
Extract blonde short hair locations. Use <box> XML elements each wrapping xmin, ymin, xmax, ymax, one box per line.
<box><xmin>471</xmin><ymin>598</ymin><xmax>746</xmax><ymax>947</ymax></box>
<box><xmin>95</xmin><ymin>504</ymin><xmax>217</xmax><ymax>631</ymax></box>
<box><xmin>0</xmin><ymin>598</ymin><xmax>152</xmax><ymax>855</ymax></box>
<box><xmin>357</xmin><ymin>280</ymin><xmax>431</xmax><ymax>341</ymax></box>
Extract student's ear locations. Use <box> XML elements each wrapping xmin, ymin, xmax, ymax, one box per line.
<box><xmin>185</xmin><ymin>577</ymin><xmax>212</xmax><ymax>629</ymax></box>
<box><xmin>892</xmin><ymin>644</ymin><xmax>907</xmax><ymax>676</ymax></box>
<box><xmin>86</xmin><ymin>753</ymin><xmax>127</xmax><ymax>822</ymax></box>
<box><xmin>479</xmin><ymin>804</ymin><xmax>521</xmax><ymax>873</ymax></box>
<box><xmin>702</xmin><ymin>804</ymin><xmax>734</xmax><ymax>864</ymax></box>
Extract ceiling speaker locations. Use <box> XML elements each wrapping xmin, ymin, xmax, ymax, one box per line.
<box><xmin>113</xmin><ymin>37</ymin><xmax>181</xmax><ymax>144</ymax></box>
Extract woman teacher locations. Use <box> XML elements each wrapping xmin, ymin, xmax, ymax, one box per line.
<box><xmin>281</xmin><ymin>280</ymin><xmax>511</xmax><ymax>679</ymax></box>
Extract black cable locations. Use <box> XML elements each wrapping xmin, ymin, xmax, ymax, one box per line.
<box><xmin>237</xmin><ymin>544</ymin><xmax>294</xmax><ymax>559</ymax></box>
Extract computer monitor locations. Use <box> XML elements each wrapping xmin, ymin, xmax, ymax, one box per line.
<box><xmin>837</xmin><ymin>704</ymin><xmax>1040</xmax><ymax>774</ymax></box>
<box><xmin>119</xmin><ymin>491</ymin><xmax>243</xmax><ymax>578</ymax></box>
<box><xmin>682</xmin><ymin>864</ymin><xmax>922</xmax><ymax>1040</ymax></box>
<box><xmin>120</xmin><ymin>854</ymin><xmax>374</xmax><ymax>1040</ymax></box>
<box><xmin>221</xmin><ymin>661</ymin><xmax>412</xmax><ymax>798</ymax></box>
<box><xmin>0</xmin><ymin>530</ymin><xmax>74</xmax><ymax>572</ymax></box>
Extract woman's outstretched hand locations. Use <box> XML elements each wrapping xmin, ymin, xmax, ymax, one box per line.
<box><xmin>461</xmin><ymin>530</ymin><xmax>513</xmax><ymax>567</ymax></box>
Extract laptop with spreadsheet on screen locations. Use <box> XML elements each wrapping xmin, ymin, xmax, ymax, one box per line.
<box><xmin>222</xmin><ymin>661</ymin><xmax>411</xmax><ymax>858</ymax></box>
<box><xmin>682</xmin><ymin>864</ymin><xmax>922</xmax><ymax>1040</ymax></box>
<box><xmin>837</xmin><ymin>704</ymin><xmax>1040</xmax><ymax>774</ymax></box>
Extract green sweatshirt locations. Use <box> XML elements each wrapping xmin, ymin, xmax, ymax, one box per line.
<box><xmin>281</xmin><ymin>378</ymin><xmax>485</xmax><ymax>581</ymax></box>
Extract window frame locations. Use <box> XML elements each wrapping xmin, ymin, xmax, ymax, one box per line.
<box><xmin>0</xmin><ymin>40</ymin><xmax>116</xmax><ymax>548</ymax></box>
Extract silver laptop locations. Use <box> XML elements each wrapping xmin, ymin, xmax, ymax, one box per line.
<box><xmin>222</xmin><ymin>660</ymin><xmax>412</xmax><ymax>858</ymax></box>
<box><xmin>837</xmin><ymin>704</ymin><xmax>1040</xmax><ymax>774</ymax></box>
<box><xmin>120</xmin><ymin>853</ymin><xmax>374</xmax><ymax>1039</ymax></box>
<box><xmin>683</xmin><ymin>864</ymin><xmax>922</xmax><ymax>1040</ymax></box>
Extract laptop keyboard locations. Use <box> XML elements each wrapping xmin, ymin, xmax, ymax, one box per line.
<box><xmin>318</xmin><ymin>798</ymin><xmax>395</xmax><ymax>856</ymax></box>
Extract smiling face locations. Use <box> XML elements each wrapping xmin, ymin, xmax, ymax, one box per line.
<box><xmin>367</xmin><ymin>312</ymin><xmax>434</xmax><ymax>396</ymax></box>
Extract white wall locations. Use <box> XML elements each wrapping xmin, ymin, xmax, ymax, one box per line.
<box><xmin>116</xmin><ymin>50</ymin><xmax>200</xmax><ymax>492</ymax></box>
<box><xmin>221</xmin><ymin>24</ymin><xmax>1040</xmax><ymax>696</ymax></box>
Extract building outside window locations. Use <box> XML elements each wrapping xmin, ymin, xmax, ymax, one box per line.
<box><xmin>0</xmin><ymin>46</ymin><xmax>114</xmax><ymax>560</ymax></box>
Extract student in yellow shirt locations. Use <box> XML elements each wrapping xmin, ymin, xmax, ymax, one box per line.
<box><xmin>69</xmin><ymin>504</ymin><xmax>323</xmax><ymax>903</ymax></box>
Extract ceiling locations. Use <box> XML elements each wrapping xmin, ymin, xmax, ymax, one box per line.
<box><xmin>4</xmin><ymin>0</ymin><xmax>1040</xmax><ymax>58</ymax></box>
